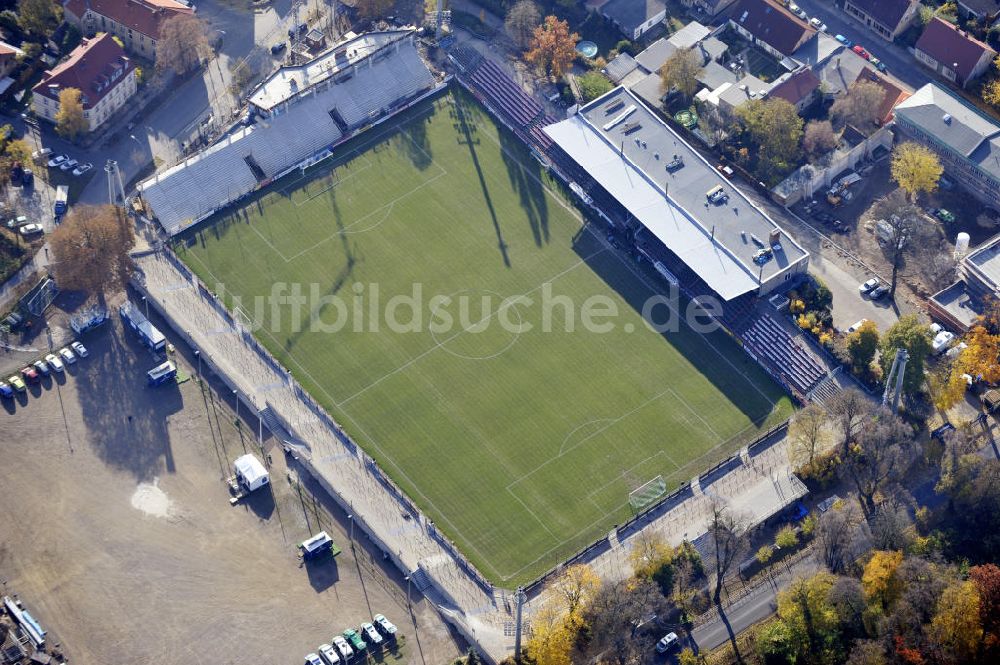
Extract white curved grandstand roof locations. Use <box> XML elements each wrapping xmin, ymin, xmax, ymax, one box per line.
<box><xmin>139</xmin><ymin>40</ymin><xmax>435</xmax><ymax>236</ymax></box>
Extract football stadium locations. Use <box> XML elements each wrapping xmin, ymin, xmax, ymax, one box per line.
<box><xmin>138</xmin><ymin>31</ymin><xmax>819</xmax><ymax>587</ymax></box>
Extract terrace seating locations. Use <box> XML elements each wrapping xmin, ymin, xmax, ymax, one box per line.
<box><xmin>740</xmin><ymin>313</ymin><xmax>827</xmax><ymax>394</ymax></box>
<box><xmin>467</xmin><ymin>59</ymin><xmax>542</xmax><ymax>128</ymax></box>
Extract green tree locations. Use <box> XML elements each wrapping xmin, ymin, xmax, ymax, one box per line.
<box><xmin>659</xmin><ymin>48</ymin><xmax>703</xmax><ymax>101</ymax></box>
<box><xmin>577</xmin><ymin>71</ymin><xmax>612</xmax><ymax>102</ymax></box>
<box><xmin>846</xmin><ymin>319</ymin><xmax>879</xmax><ymax>376</ymax></box>
<box><xmin>879</xmin><ymin>315</ymin><xmax>933</xmax><ymax>394</ymax></box>
<box><xmin>891</xmin><ymin>142</ymin><xmax>943</xmax><ymax>201</ymax></box>
<box><xmin>774</xmin><ymin>572</ymin><xmax>844</xmax><ymax>663</ymax></box>
<box><xmin>16</xmin><ymin>0</ymin><xmax>61</xmax><ymax>36</ymax></box>
<box><xmin>55</xmin><ymin>87</ymin><xmax>87</xmax><ymax>140</ymax></box>
<box><xmin>776</xmin><ymin>525</ymin><xmax>799</xmax><ymax>550</ymax></box>
<box><xmin>735</xmin><ymin>98</ymin><xmax>804</xmax><ymax>182</ymax></box>
<box><xmin>931</xmin><ymin>580</ymin><xmax>983</xmax><ymax>663</ymax></box>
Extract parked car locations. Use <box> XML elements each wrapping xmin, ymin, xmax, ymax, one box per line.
<box><xmin>317</xmin><ymin>644</ymin><xmax>340</xmax><ymax>665</ymax></box>
<box><xmin>361</xmin><ymin>622</ymin><xmax>383</xmax><ymax>646</ymax></box>
<box><xmin>20</xmin><ymin>366</ymin><xmax>38</xmax><ymax>383</ymax></box>
<box><xmin>869</xmin><ymin>284</ymin><xmax>890</xmax><ymax>300</ymax></box>
<box><xmin>859</xmin><ymin>278</ymin><xmax>880</xmax><ymax>294</ymax></box>
<box><xmin>47</xmin><ymin>154</ymin><xmax>68</xmax><ymax>168</ymax></box>
<box><xmin>33</xmin><ymin>359</ymin><xmax>50</xmax><ymax>376</ymax></box>
<box><xmin>343</xmin><ymin>628</ymin><xmax>366</xmax><ymax>654</ymax></box>
<box><xmin>287</xmin><ymin>22</ymin><xmax>307</xmax><ymax>39</ymax></box>
<box><xmin>45</xmin><ymin>353</ymin><xmax>64</xmax><ymax>372</ymax></box>
<box><xmin>656</xmin><ymin>632</ymin><xmax>680</xmax><ymax>653</ymax></box>
<box><xmin>809</xmin><ymin>17</ymin><xmax>828</xmax><ymax>32</ymax></box>
<box><xmin>6</xmin><ymin>215</ymin><xmax>28</xmax><ymax>229</ymax></box>
<box><xmin>868</xmin><ymin>57</ymin><xmax>887</xmax><ymax>72</ymax></box>
<box><xmin>0</xmin><ymin>381</ymin><xmax>13</xmax><ymax>399</ymax></box>
<box><xmin>852</xmin><ymin>45</ymin><xmax>871</xmax><ymax>60</ymax></box>
<box><xmin>60</xmin><ymin>158</ymin><xmax>79</xmax><ymax>171</ymax></box>
<box><xmin>70</xmin><ymin>341</ymin><xmax>88</xmax><ymax>358</ymax></box>
<box><xmin>373</xmin><ymin>614</ymin><xmax>397</xmax><ymax>637</ymax></box>
<box><xmin>834</xmin><ymin>34</ymin><xmax>853</xmax><ymax>47</ymax></box>
<box><xmin>73</xmin><ymin>162</ymin><xmax>93</xmax><ymax>176</ymax></box>
<box><xmin>270</xmin><ymin>41</ymin><xmax>287</xmax><ymax>54</ymax></box>
<box><xmin>935</xmin><ymin>208</ymin><xmax>955</xmax><ymax>223</ymax></box>
<box><xmin>847</xmin><ymin>319</ymin><xmax>868</xmax><ymax>334</ymax></box>
<box><xmin>8</xmin><ymin>375</ymin><xmax>26</xmax><ymax>393</ymax></box>
<box><xmin>331</xmin><ymin>635</ymin><xmax>353</xmax><ymax>661</ymax></box>
<box><xmin>789</xmin><ymin>4</ymin><xmax>807</xmax><ymax>20</ymax></box>
<box><xmin>934</xmin><ymin>330</ymin><xmax>956</xmax><ymax>354</ymax></box>
<box><xmin>59</xmin><ymin>346</ymin><xmax>77</xmax><ymax>364</ymax></box>
<box><xmin>18</xmin><ymin>223</ymin><xmax>43</xmax><ymax>236</ymax></box>
<box><xmin>31</xmin><ymin>147</ymin><xmax>52</xmax><ymax>162</ymax></box>
<box><xmin>304</xmin><ymin>654</ymin><xmax>324</xmax><ymax>665</ymax></box>
<box><xmin>22</xmin><ymin>169</ymin><xmax>33</xmax><ymax>187</ymax></box>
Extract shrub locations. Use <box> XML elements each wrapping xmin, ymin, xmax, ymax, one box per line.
<box><xmin>775</xmin><ymin>525</ymin><xmax>799</xmax><ymax>549</ymax></box>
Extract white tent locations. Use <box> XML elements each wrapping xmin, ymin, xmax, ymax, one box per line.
<box><xmin>234</xmin><ymin>454</ymin><xmax>270</xmax><ymax>492</ymax></box>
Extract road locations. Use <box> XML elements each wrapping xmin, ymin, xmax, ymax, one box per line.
<box><xmin>790</xmin><ymin>0</ymin><xmax>931</xmax><ymax>92</ymax></box>
<box><xmin>689</xmin><ymin>552</ymin><xmax>822</xmax><ymax>653</ymax></box>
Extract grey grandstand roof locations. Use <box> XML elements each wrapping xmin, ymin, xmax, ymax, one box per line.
<box><xmin>544</xmin><ymin>87</ymin><xmax>808</xmax><ymax>300</ymax></box>
<box><xmin>141</xmin><ymin>41</ymin><xmax>435</xmax><ymax>235</ymax></box>
<box><xmin>604</xmin><ymin>53</ymin><xmax>639</xmax><ymax>83</ymax></box>
<box><xmin>895</xmin><ymin>83</ymin><xmax>1000</xmax><ymax>179</ymax></box>
<box><xmin>248</xmin><ymin>29</ymin><xmax>415</xmax><ymax>112</ymax></box>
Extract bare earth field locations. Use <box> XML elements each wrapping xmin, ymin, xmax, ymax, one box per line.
<box><xmin>0</xmin><ymin>312</ymin><xmax>462</xmax><ymax>665</ymax></box>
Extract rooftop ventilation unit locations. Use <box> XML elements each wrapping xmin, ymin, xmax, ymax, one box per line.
<box><xmin>943</xmin><ymin>113</ymin><xmax>952</xmax><ymax>124</ymax></box>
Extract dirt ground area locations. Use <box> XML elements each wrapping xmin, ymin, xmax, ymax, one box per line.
<box><xmin>0</xmin><ymin>305</ymin><xmax>463</xmax><ymax>665</ymax></box>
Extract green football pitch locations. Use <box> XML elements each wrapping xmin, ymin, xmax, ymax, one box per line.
<box><xmin>176</xmin><ymin>87</ymin><xmax>794</xmax><ymax>585</ymax></box>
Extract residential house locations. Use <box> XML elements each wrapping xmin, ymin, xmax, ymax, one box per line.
<box><xmin>855</xmin><ymin>67</ymin><xmax>910</xmax><ymax>125</ymax></box>
<box><xmin>842</xmin><ymin>0</ymin><xmax>919</xmax><ymax>42</ymax></box>
<box><xmin>63</xmin><ymin>0</ymin><xmax>194</xmax><ymax>60</ymax></box>
<box><xmin>812</xmin><ymin>49</ymin><xmax>869</xmax><ymax>99</ymax></box>
<box><xmin>682</xmin><ymin>0</ymin><xmax>738</xmax><ymax>17</ymax></box>
<box><xmin>957</xmin><ymin>0</ymin><xmax>1000</xmax><ymax>20</ymax></box>
<box><xmin>914</xmin><ymin>17</ymin><xmax>997</xmax><ymax>88</ymax></box>
<box><xmin>728</xmin><ymin>0</ymin><xmax>817</xmax><ymax>60</ymax></box>
<box><xmin>601</xmin><ymin>0</ymin><xmax>667</xmax><ymax>40</ymax></box>
<box><xmin>0</xmin><ymin>41</ymin><xmax>24</xmax><ymax>80</ymax></box>
<box><xmin>894</xmin><ymin>83</ymin><xmax>1000</xmax><ymax>209</ymax></box>
<box><xmin>31</xmin><ymin>33</ymin><xmax>136</xmax><ymax>132</ymax></box>
<box><xmin>767</xmin><ymin>67</ymin><xmax>819</xmax><ymax>112</ymax></box>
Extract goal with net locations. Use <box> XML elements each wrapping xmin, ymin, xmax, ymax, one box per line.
<box><xmin>629</xmin><ymin>475</ymin><xmax>667</xmax><ymax>513</ymax></box>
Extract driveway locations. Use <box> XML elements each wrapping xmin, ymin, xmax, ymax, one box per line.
<box><xmin>790</xmin><ymin>0</ymin><xmax>930</xmax><ymax>92</ymax></box>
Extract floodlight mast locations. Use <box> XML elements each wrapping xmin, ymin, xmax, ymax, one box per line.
<box><xmin>882</xmin><ymin>348</ymin><xmax>908</xmax><ymax>411</ymax></box>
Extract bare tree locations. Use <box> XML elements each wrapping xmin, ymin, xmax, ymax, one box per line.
<box><xmin>579</xmin><ymin>577</ymin><xmax>666</xmax><ymax>665</ymax></box>
<box><xmin>868</xmin><ymin>488</ymin><xmax>914</xmax><ymax>551</ymax></box>
<box><xmin>706</xmin><ymin>499</ymin><xmax>749</xmax><ymax>605</ymax></box>
<box><xmin>505</xmin><ymin>0</ymin><xmax>542</xmax><ymax>51</ymax></box>
<box><xmin>803</xmin><ymin>119</ymin><xmax>838</xmax><ymax>158</ymax></box>
<box><xmin>826</xmin><ymin>388</ymin><xmax>873</xmax><ymax>455</ymax></box>
<box><xmin>816</xmin><ymin>501</ymin><xmax>869</xmax><ymax>573</ymax></box>
<box><xmin>156</xmin><ymin>13</ymin><xmax>211</xmax><ymax>75</ymax></box>
<box><xmin>830</xmin><ymin>80</ymin><xmax>886</xmax><ymax>133</ymax></box>
<box><xmin>838</xmin><ymin>412</ymin><xmax>917</xmax><ymax>520</ymax></box>
<box><xmin>788</xmin><ymin>402</ymin><xmax>831</xmax><ymax>472</ymax></box>
<box><xmin>870</xmin><ymin>189</ymin><xmax>932</xmax><ymax>298</ymax></box>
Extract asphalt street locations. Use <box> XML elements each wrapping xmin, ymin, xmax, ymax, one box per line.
<box><xmin>790</xmin><ymin>0</ymin><xmax>932</xmax><ymax>92</ymax></box>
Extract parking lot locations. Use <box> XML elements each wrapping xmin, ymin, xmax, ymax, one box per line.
<box><xmin>0</xmin><ymin>307</ymin><xmax>462</xmax><ymax>665</ymax></box>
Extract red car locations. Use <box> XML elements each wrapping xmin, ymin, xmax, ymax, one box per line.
<box><xmin>20</xmin><ymin>365</ymin><xmax>38</xmax><ymax>383</ymax></box>
<box><xmin>852</xmin><ymin>45</ymin><xmax>871</xmax><ymax>60</ymax></box>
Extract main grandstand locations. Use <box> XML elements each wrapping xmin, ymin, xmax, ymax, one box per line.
<box><xmin>138</xmin><ymin>29</ymin><xmax>437</xmax><ymax>235</ymax></box>
<box><xmin>544</xmin><ymin>86</ymin><xmax>809</xmax><ymax>301</ymax></box>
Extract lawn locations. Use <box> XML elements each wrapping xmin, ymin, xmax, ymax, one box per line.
<box><xmin>176</xmin><ymin>87</ymin><xmax>794</xmax><ymax>585</ymax></box>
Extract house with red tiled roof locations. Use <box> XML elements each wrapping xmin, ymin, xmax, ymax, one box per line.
<box><xmin>32</xmin><ymin>33</ymin><xmax>136</xmax><ymax>132</ymax></box>
<box><xmin>843</xmin><ymin>0</ymin><xmax>920</xmax><ymax>42</ymax></box>
<box><xmin>0</xmin><ymin>41</ymin><xmax>24</xmax><ymax>80</ymax></box>
<box><xmin>728</xmin><ymin>0</ymin><xmax>816</xmax><ymax>59</ymax></box>
<box><xmin>914</xmin><ymin>17</ymin><xmax>997</xmax><ymax>88</ymax></box>
<box><xmin>63</xmin><ymin>0</ymin><xmax>194</xmax><ymax>60</ymax></box>
<box><xmin>767</xmin><ymin>67</ymin><xmax>820</xmax><ymax>112</ymax></box>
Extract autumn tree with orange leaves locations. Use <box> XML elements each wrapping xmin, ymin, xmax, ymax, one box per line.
<box><xmin>525</xmin><ymin>16</ymin><xmax>578</xmax><ymax>80</ymax></box>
